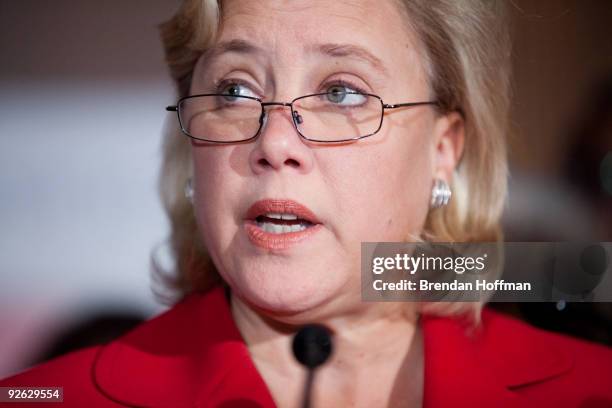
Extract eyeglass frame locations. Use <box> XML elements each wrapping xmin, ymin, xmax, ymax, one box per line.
<box><xmin>165</xmin><ymin>92</ymin><xmax>440</xmax><ymax>144</ymax></box>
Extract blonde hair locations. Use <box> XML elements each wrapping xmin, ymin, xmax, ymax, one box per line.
<box><xmin>155</xmin><ymin>0</ymin><xmax>511</xmax><ymax>320</ymax></box>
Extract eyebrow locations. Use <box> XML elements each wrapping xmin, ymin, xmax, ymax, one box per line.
<box><xmin>202</xmin><ymin>39</ymin><xmax>389</xmax><ymax>76</ymax></box>
<box><xmin>202</xmin><ymin>39</ymin><xmax>264</xmax><ymax>61</ymax></box>
<box><xmin>309</xmin><ymin>43</ymin><xmax>389</xmax><ymax>77</ymax></box>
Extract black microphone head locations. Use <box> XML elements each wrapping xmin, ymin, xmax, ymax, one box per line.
<box><xmin>292</xmin><ymin>324</ymin><xmax>333</xmax><ymax>369</ymax></box>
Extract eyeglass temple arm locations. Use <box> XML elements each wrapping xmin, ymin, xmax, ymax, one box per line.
<box><xmin>166</xmin><ymin>106</ymin><xmax>178</xmax><ymax>112</ymax></box>
<box><xmin>383</xmin><ymin>101</ymin><xmax>439</xmax><ymax>109</ymax></box>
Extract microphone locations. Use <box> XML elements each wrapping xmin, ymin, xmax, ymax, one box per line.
<box><xmin>292</xmin><ymin>324</ymin><xmax>333</xmax><ymax>408</ymax></box>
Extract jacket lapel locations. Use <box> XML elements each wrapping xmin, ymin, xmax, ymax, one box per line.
<box><xmin>422</xmin><ymin>309</ymin><xmax>573</xmax><ymax>407</ymax></box>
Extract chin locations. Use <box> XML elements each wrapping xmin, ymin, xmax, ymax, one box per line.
<box><xmin>228</xmin><ymin>262</ymin><xmax>346</xmax><ymax>318</ymax></box>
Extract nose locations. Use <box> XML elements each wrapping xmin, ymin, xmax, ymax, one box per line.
<box><xmin>248</xmin><ymin>105</ymin><xmax>314</xmax><ymax>175</ymax></box>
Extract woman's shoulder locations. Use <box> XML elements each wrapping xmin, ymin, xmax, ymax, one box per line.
<box><xmin>0</xmin><ymin>287</ymin><xmax>275</xmax><ymax>407</ymax></box>
<box><xmin>482</xmin><ymin>308</ymin><xmax>612</xmax><ymax>405</ymax></box>
<box><xmin>423</xmin><ymin>306</ymin><xmax>612</xmax><ymax>407</ymax></box>
<box><xmin>0</xmin><ymin>346</ymin><xmax>112</xmax><ymax>406</ymax></box>
<box><xmin>0</xmin><ymin>290</ymin><xmax>221</xmax><ymax>385</ymax></box>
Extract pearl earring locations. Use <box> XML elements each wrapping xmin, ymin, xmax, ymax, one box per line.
<box><xmin>430</xmin><ymin>178</ymin><xmax>451</xmax><ymax>208</ymax></box>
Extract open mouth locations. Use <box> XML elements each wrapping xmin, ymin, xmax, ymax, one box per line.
<box><xmin>254</xmin><ymin>213</ymin><xmax>315</xmax><ymax>234</ymax></box>
<box><xmin>244</xmin><ymin>199</ymin><xmax>322</xmax><ymax>249</ymax></box>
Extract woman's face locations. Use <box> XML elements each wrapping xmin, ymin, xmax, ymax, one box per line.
<box><xmin>190</xmin><ymin>0</ymin><xmax>462</xmax><ymax>317</ymax></box>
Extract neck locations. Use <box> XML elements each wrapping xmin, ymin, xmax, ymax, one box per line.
<box><xmin>230</xmin><ymin>292</ymin><xmax>423</xmax><ymax>407</ymax></box>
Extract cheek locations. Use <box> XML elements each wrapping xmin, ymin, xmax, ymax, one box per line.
<box><xmin>327</xmin><ymin>130</ymin><xmax>432</xmax><ymax>242</ymax></box>
<box><xmin>193</xmin><ymin>150</ymin><xmax>229</xmax><ymax>202</ymax></box>
<box><xmin>190</xmin><ymin>149</ymin><xmax>240</xmax><ymax>246</ymax></box>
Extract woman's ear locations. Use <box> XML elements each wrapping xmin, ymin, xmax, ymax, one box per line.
<box><xmin>432</xmin><ymin>111</ymin><xmax>465</xmax><ymax>181</ymax></box>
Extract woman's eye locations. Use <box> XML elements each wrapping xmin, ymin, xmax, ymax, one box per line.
<box><xmin>325</xmin><ymin>85</ymin><xmax>367</xmax><ymax>106</ymax></box>
<box><xmin>219</xmin><ymin>82</ymin><xmax>257</xmax><ymax>100</ymax></box>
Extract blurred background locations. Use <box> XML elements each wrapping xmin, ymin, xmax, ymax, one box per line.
<box><xmin>0</xmin><ymin>0</ymin><xmax>611</xmax><ymax>378</ymax></box>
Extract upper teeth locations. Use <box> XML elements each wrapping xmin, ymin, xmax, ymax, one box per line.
<box><xmin>264</xmin><ymin>213</ymin><xmax>298</xmax><ymax>220</ymax></box>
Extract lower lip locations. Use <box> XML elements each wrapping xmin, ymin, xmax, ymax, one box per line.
<box><xmin>244</xmin><ymin>221</ymin><xmax>323</xmax><ymax>250</ymax></box>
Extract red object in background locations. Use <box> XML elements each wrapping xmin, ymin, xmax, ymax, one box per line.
<box><xmin>1</xmin><ymin>287</ymin><xmax>612</xmax><ymax>407</ymax></box>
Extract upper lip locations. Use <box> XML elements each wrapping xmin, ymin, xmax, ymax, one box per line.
<box><xmin>245</xmin><ymin>199</ymin><xmax>321</xmax><ymax>224</ymax></box>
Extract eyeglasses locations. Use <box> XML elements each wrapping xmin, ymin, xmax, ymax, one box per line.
<box><xmin>166</xmin><ymin>91</ymin><xmax>439</xmax><ymax>144</ymax></box>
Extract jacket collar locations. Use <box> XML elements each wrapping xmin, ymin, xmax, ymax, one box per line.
<box><xmin>92</xmin><ymin>287</ymin><xmax>572</xmax><ymax>407</ymax></box>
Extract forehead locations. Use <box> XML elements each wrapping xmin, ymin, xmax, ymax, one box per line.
<box><xmin>213</xmin><ymin>0</ymin><xmax>426</xmax><ymax>86</ymax></box>
<box><xmin>220</xmin><ymin>0</ymin><xmax>402</xmax><ymax>31</ymax></box>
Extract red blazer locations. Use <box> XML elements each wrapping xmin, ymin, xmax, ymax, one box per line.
<box><xmin>2</xmin><ymin>287</ymin><xmax>611</xmax><ymax>407</ymax></box>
